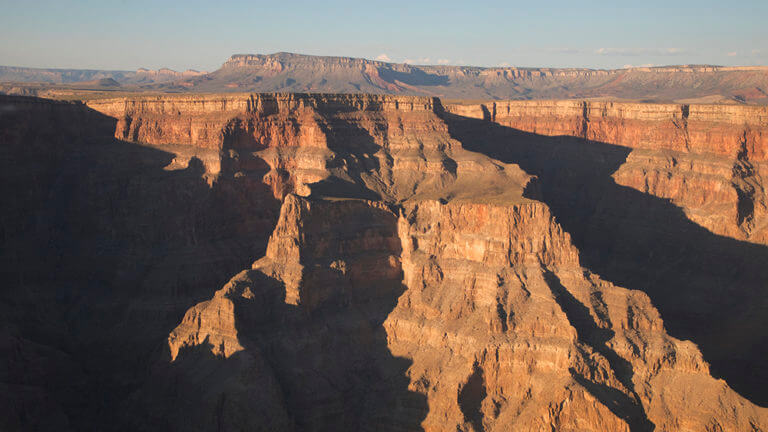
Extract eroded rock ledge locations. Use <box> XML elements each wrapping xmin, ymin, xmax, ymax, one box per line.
<box><xmin>445</xmin><ymin>100</ymin><xmax>768</xmax><ymax>243</ymax></box>
<box><xmin>85</xmin><ymin>94</ymin><xmax>768</xmax><ymax>430</ymax></box>
<box><xmin>3</xmin><ymin>94</ymin><xmax>768</xmax><ymax>431</ymax></box>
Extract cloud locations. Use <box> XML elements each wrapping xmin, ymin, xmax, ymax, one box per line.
<box><xmin>497</xmin><ymin>62</ymin><xmax>512</xmax><ymax>67</ymax></box>
<box><xmin>752</xmin><ymin>49</ymin><xmax>762</xmax><ymax>55</ymax></box>
<box><xmin>595</xmin><ymin>47</ymin><xmax>688</xmax><ymax>56</ymax></box>
<box><xmin>404</xmin><ymin>57</ymin><xmax>432</xmax><ymax>65</ymax></box>
<box><xmin>437</xmin><ymin>58</ymin><xmax>451</xmax><ymax>65</ymax></box>
<box><xmin>727</xmin><ymin>51</ymin><xmax>738</xmax><ymax>57</ymax></box>
<box><xmin>375</xmin><ymin>53</ymin><xmax>391</xmax><ymax>62</ymax></box>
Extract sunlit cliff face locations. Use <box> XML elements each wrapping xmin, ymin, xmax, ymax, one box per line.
<box><xmin>2</xmin><ymin>93</ymin><xmax>767</xmax><ymax>431</ymax></box>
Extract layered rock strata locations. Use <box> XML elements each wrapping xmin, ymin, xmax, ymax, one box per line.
<box><xmin>3</xmin><ymin>93</ymin><xmax>768</xmax><ymax>431</ymax></box>
<box><xmin>445</xmin><ymin>100</ymin><xmax>768</xmax><ymax>244</ymax></box>
<box><xmin>177</xmin><ymin>53</ymin><xmax>768</xmax><ymax>103</ymax></box>
<box><xmin>0</xmin><ymin>96</ymin><xmax>278</xmax><ymax>430</ymax></box>
<box><xmin>163</xmin><ymin>185</ymin><xmax>768</xmax><ymax>431</ymax></box>
<box><xmin>6</xmin><ymin>53</ymin><xmax>768</xmax><ymax>103</ymax></box>
<box><xmin>442</xmin><ymin>99</ymin><xmax>768</xmax><ymax>407</ymax></box>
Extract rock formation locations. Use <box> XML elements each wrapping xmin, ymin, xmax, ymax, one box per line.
<box><xmin>445</xmin><ymin>100</ymin><xmax>768</xmax><ymax>244</ymax></box>
<box><xmin>180</xmin><ymin>53</ymin><xmax>768</xmax><ymax>103</ymax></box>
<box><xmin>4</xmin><ymin>52</ymin><xmax>768</xmax><ymax>103</ymax></box>
<box><xmin>2</xmin><ymin>92</ymin><xmax>768</xmax><ymax>431</ymax></box>
<box><xmin>0</xmin><ymin>66</ymin><xmax>204</xmax><ymax>85</ymax></box>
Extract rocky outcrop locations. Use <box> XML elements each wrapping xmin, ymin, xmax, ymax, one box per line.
<box><xmin>134</xmin><ymin>68</ymin><xmax>206</xmax><ymax>82</ymax></box>
<box><xmin>0</xmin><ymin>65</ymin><xmax>204</xmax><ymax>86</ymax></box>
<box><xmin>0</xmin><ymin>96</ymin><xmax>280</xmax><ymax>431</ymax></box>
<box><xmin>169</xmin><ymin>52</ymin><xmax>768</xmax><ymax>103</ymax></box>
<box><xmin>445</xmin><ymin>100</ymin><xmax>768</xmax><ymax>244</ymax></box>
<box><xmin>4</xmin><ymin>93</ymin><xmax>768</xmax><ymax>431</ymax></box>
<box><xmin>166</xmin><ymin>192</ymin><xmax>768</xmax><ymax>431</ymax></box>
<box><xmin>98</xmin><ymin>94</ymin><xmax>767</xmax><ymax>430</ymax></box>
<box><xmin>388</xmin><ymin>198</ymin><xmax>766</xmax><ymax>431</ymax></box>
<box><xmin>152</xmin><ymin>195</ymin><xmax>418</xmax><ymax>431</ymax></box>
<box><xmin>85</xmin><ymin>93</ymin><xmax>529</xmax><ymax>202</ymax></box>
<box><xmin>6</xmin><ymin>53</ymin><xmax>768</xmax><ymax>102</ymax></box>
<box><xmin>442</xmin><ymin>101</ymin><xmax>768</xmax><ymax>409</ymax></box>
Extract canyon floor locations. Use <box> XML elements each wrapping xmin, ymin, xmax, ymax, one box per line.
<box><xmin>1</xmin><ymin>92</ymin><xmax>768</xmax><ymax>431</ymax></box>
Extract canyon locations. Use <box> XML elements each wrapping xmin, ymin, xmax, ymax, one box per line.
<box><xmin>1</xmin><ymin>92</ymin><xmax>768</xmax><ymax>431</ymax></box>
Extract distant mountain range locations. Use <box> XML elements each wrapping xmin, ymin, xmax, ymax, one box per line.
<box><xmin>0</xmin><ymin>65</ymin><xmax>205</xmax><ymax>85</ymax></box>
<box><xmin>3</xmin><ymin>52</ymin><xmax>768</xmax><ymax>103</ymax></box>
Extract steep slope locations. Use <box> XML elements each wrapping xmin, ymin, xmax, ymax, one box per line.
<box><xmin>443</xmin><ymin>99</ymin><xmax>768</xmax><ymax>406</ymax></box>
<box><xmin>0</xmin><ymin>96</ymin><xmax>279</xmax><ymax>430</ymax></box>
<box><xmin>0</xmin><ymin>65</ymin><xmax>204</xmax><ymax>85</ymax></box>
<box><xmin>0</xmin><ymin>66</ymin><xmax>135</xmax><ymax>84</ymax></box>
<box><xmin>445</xmin><ymin>100</ymin><xmax>768</xmax><ymax>244</ymax></box>
<box><xmin>3</xmin><ymin>93</ymin><xmax>768</xmax><ymax>431</ymax></box>
<box><xmin>158</xmin><ymin>190</ymin><xmax>768</xmax><ymax>431</ymax></box>
<box><xmin>174</xmin><ymin>53</ymin><xmax>768</xmax><ymax>103</ymax></box>
<box><xmin>6</xmin><ymin>52</ymin><xmax>768</xmax><ymax>103</ymax></box>
<box><xmin>81</xmin><ymin>93</ymin><xmax>768</xmax><ymax>430</ymax></box>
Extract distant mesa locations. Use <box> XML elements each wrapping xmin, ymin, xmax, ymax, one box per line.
<box><xmin>136</xmin><ymin>67</ymin><xmax>207</xmax><ymax>78</ymax></box>
<box><xmin>1</xmin><ymin>52</ymin><xmax>768</xmax><ymax>103</ymax></box>
<box><xmin>78</xmin><ymin>77</ymin><xmax>121</xmax><ymax>87</ymax></box>
<box><xmin>177</xmin><ymin>52</ymin><xmax>768</xmax><ymax>103</ymax></box>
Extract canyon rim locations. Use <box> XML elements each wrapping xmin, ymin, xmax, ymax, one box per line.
<box><xmin>3</xmin><ymin>3</ymin><xmax>768</xmax><ymax>431</ymax></box>
<box><xmin>1</xmin><ymin>87</ymin><xmax>767</xmax><ymax>431</ymax></box>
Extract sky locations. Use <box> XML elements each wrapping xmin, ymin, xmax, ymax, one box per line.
<box><xmin>1</xmin><ymin>0</ymin><xmax>766</xmax><ymax>71</ymax></box>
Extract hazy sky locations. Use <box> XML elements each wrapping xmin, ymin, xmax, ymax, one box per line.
<box><xmin>2</xmin><ymin>0</ymin><xmax>766</xmax><ymax>71</ymax></box>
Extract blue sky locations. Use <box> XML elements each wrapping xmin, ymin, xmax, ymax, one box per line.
<box><xmin>1</xmin><ymin>0</ymin><xmax>766</xmax><ymax>71</ymax></box>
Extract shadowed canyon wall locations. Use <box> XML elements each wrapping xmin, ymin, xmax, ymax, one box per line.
<box><xmin>2</xmin><ymin>93</ymin><xmax>768</xmax><ymax>431</ymax></box>
<box><xmin>443</xmin><ymin>99</ymin><xmax>768</xmax><ymax>406</ymax></box>
<box><xmin>445</xmin><ymin>100</ymin><xmax>768</xmax><ymax>244</ymax></box>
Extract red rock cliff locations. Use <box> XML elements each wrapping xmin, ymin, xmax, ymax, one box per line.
<box><xmin>82</xmin><ymin>94</ymin><xmax>768</xmax><ymax>431</ymax></box>
<box><xmin>446</xmin><ymin>100</ymin><xmax>768</xmax><ymax>244</ymax></box>
<box><xmin>5</xmin><ymin>93</ymin><xmax>768</xmax><ymax>431</ymax></box>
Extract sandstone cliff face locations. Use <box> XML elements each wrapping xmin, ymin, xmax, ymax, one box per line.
<box><xmin>86</xmin><ymin>94</ymin><xmax>529</xmax><ymax>203</ymax></box>
<box><xmin>0</xmin><ymin>96</ymin><xmax>280</xmax><ymax>430</ymax></box>
<box><xmin>389</xmin><ymin>198</ymin><xmax>766</xmax><ymax>432</ymax></box>
<box><xmin>445</xmin><ymin>100</ymin><xmax>768</xmax><ymax>244</ymax></box>
<box><xmin>152</xmin><ymin>195</ymin><xmax>418</xmax><ymax>431</ymax></box>
<box><xmin>442</xmin><ymin>101</ymin><xmax>768</xmax><ymax>409</ymax></box>
<box><xmin>4</xmin><ymin>93</ymin><xmax>768</xmax><ymax>431</ymax></box>
<box><xmin>165</xmin><ymin>192</ymin><xmax>768</xmax><ymax>431</ymax></box>
<box><xmin>85</xmin><ymin>94</ymin><xmax>768</xmax><ymax>244</ymax></box>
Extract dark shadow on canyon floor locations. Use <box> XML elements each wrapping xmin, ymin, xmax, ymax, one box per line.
<box><xmin>248</xmin><ymin>116</ymin><xmax>428</xmax><ymax>429</ymax></box>
<box><xmin>133</xmin><ymin>267</ymin><xmax>427</xmax><ymax>432</ymax></box>
<box><xmin>544</xmin><ymin>270</ymin><xmax>655</xmax><ymax>432</ymax></box>
<box><xmin>439</xmin><ymin>106</ymin><xmax>768</xmax><ymax>407</ymax></box>
<box><xmin>0</xmin><ymin>96</ymin><xmax>427</xmax><ymax>431</ymax></box>
<box><xmin>312</xmin><ymin>111</ymin><xmax>386</xmax><ymax>200</ymax></box>
<box><xmin>458</xmin><ymin>363</ymin><xmax>487</xmax><ymax>432</ymax></box>
<box><xmin>0</xmin><ymin>97</ymin><xmax>280</xmax><ymax>430</ymax></box>
<box><xmin>242</xmin><ymin>272</ymin><xmax>426</xmax><ymax>432</ymax></box>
